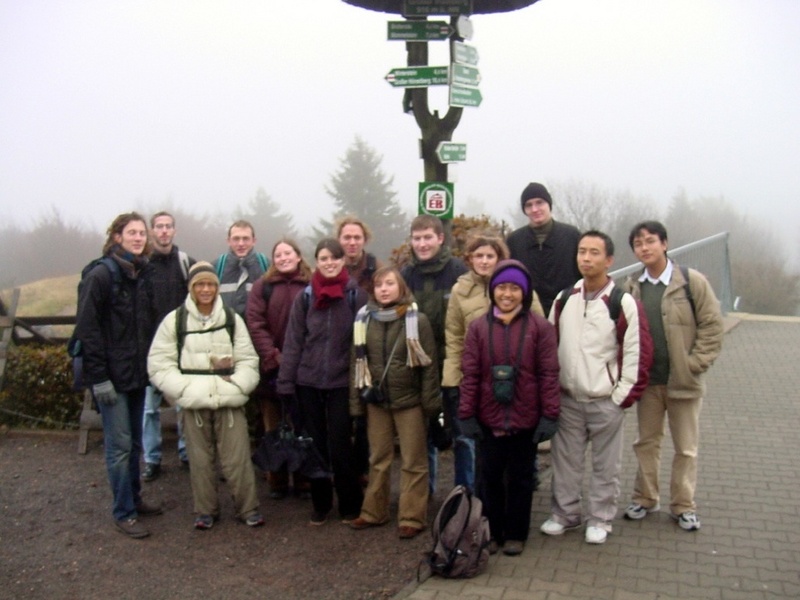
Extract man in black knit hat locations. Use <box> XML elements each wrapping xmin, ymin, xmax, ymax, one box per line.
<box><xmin>506</xmin><ymin>182</ymin><xmax>581</xmax><ymax>316</ymax></box>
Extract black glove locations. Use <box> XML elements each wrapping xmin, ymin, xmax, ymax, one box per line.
<box><xmin>532</xmin><ymin>417</ymin><xmax>559</xmax><ymax>445</ymax></box>
<box><xmin>458</xmin><ymin>417</ymin><xmax>483</xmax><ymax>441</ymax></box>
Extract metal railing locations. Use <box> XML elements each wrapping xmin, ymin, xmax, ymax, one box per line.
<box><xmin>609</xmin><ymin>232</ymin><xmax>734</xmax><ymax>313</ymax></box>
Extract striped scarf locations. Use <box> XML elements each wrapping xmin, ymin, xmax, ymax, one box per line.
<box><xmin>353</xmin><ymin>301</ymin><xmax>432</xmax><ymax>389</ymax></box>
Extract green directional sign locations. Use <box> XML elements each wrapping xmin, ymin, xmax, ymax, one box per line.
<box><xmin>453</xmin><ymin>41</ymin><xmax>479</xmax><ymax>66</ymax></box>
<box><xmin>435</xmin><ymin>142</ymin><xmax>467</xmax><ymax>164</ymax></box>
<box><xmin>451</xmin><ymin>63</ymin><xmax>480</xmax><ymax>87</ymax></box>
<box><xmin>403</xmin><ymin>0</ymin><xmax>472</xmax><ymax>17</ymax></box>
<box><xmin>387</xmin><ymin>20</ymin><xmax>453</xmax><ymax>41</ymax></box>
<box><xmin>418</xmin><ymin>182</ymin><xmax>455</xmax><ymax>219</ymax></box>
<box><xmin>385</xmin><ymin>66</ymin><xmax>449</xmax><ymax>88</ymax></box>
<box><xmin>449</xmin><ymin>84</ymin><xmax>483</xmax><ymax>107</ymax></box>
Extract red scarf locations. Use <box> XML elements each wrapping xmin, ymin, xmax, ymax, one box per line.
<box><xmin>311</xmin><ymin>268</ymin><xmax>349</xmax><ymax>309</ymax></box>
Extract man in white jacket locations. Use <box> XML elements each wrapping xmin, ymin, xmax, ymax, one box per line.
<box><xmin>540</xmin><ymin>231</ymin><xmax>653</xmax><ymax>545</ymax></box>
<box><xmin>148</xmin><ymin>261</ymin><xmax>264</xmax><ymax>530</ymax></box>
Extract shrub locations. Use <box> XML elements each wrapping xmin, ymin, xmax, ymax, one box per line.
<box><xmin>0</xmin><ymin>344</ymin><xmax>83</xmax><ymax>429</ymax></box>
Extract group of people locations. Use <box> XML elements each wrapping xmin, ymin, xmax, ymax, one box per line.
<box><xmin>74</xmin><ymin>181</ymin><xmax>723</xmax><ymax>556</ymax></box>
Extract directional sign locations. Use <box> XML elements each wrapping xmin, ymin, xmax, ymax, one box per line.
<box><xmin>451</xmin><ymin>63</ymin><xmax>480</xmax><ymax>87</ymax></box>
<box><xmin>403</xmin><ymin>0</ymin><xmax>472</xmax><ymax>17</ymax></box>
<box><xmin>449</xmin><ymin>83</ymin><xmax>483</xmax><ymax>107</ymax></box>
<box><xmin>453</xmin><ymin>41</ymin><xmax>479</xmax><ymax>66</ymax></box>
<box><xmin>435</xmin><ymin>142</ymin><xmax>467</xmax><ymax>164</ymax></box>
<box><xmin>385</xmin><ymin>66</ymin><xmax>449</xmax><ymax>88</ymax></box>
<box><xmin>387</xmin><ymin>20</ymin><xmax>453</xmax><ymax>41</ymax></box>
<box><xmin>418</xmin><ymin>182</ymin><xmax>454</xmax><ymax>219</ymax></box>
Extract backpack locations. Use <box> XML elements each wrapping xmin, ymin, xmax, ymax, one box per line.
<box><xmin>215</xmin><ymin>252</ymin><xmax>269</xmax><ymax>280</ymax></box>
<box><xmin>422</xmin><ymin>485</ymin><xmax>490</xmax><ymax>579</ymax></box>
<box><xmin>174</xmin><ymin>304</ymin><xmax>236</xmax><ymax>375</ymax></box>
<box><xmin>67</xmin><ymin>257</ymin><xmax>122</xmax><ymax>390</ymax></box>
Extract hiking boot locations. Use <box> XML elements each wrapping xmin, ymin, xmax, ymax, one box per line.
<box><xmin>194</xmin><ymin>514</ymin><xmax>215</xmax><ymax>530</ymax></box>
<box><xmin>540</xmin><ymin>518</ymin><xmax>581</xmax><ymax>536</ymax></box>
<box><xmin>309</xmin><ymin>511</ymin><xmax>329</xmax><ymax>526</ymax></box>
<box><xmin>115</xmin><ymin>517</ymin><xmax>149</xmax><ymax>539</ymax></box>
<box><xmin>243</xmin><ymin>511</ymin><xmax>265</xmax><ymax>527</ymax></box>
<box><xmin>672</xmin><ymin>511</ymin><xmax>701</xmax><ymax>531</ymax></box>
<box><xmin>585</xmin><ymin>526</ymin><xmax>608</xmax><ymax>544</ymax></box>
<box><xmin>398</xmin><ymin>526</ymin><xmax>422</xmax><ymax>539</ymax></box>
<box><xmin>348</xmin><ymin>516</ymin><xmax>387</xmax><ymax>530</ymax></box>
<box><xmin>142</xmin><ymin>463</ymin><xmax>161</xmax><ymax>482</ymax></box>
<box><xmin>135</xmin><ymin>501</ymin><xmax>163</xmax><ymax>517</ymax></box>
<box><xmin>624</xmin><ymin>502</ymin><xmax>660</xmax><ymax>520</ymax></box>
<box><xmin>502</xmin><ymin>540</ymin><xmax>524</xmax><ymax>556</ymax></box>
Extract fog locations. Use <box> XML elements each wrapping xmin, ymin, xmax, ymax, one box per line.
<box><xmin>1</xmin><ymin>0</ymin><xmax>798</xmax><ymax>261</ymax></box>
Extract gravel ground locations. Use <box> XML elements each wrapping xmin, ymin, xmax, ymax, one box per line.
<box><xmin>0</xmin><ymin>429</ymin><xmax>456</xmax><ymax>600</ymax></box>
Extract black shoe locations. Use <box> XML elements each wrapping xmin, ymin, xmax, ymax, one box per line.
<box><xmin>142</xmin><ymin>463</ymin><xmax>161</xmax><ymax>482</ymax></box>
<box><xmin>115</xmin><ymin>518</ymin><xmax>150</xmax><ymax>539</ymax></box>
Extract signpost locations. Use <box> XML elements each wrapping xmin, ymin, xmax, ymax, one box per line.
<box><xmin>452</xmin><ymin>41</ymin><xmax>479</xmax><ymax>66</ymax></box>
<box><xmin>435</xmin><ymin>142</ymin><xmax>467</xmax><ymax>164</ymax></box>
<box><xmin>385</xmin><ymin>66</ymin><xmax>449</xmax><ymax>88</ymax></box>
<box><xmin>403</xmin><ymin>0</ymin><xmax>472</xmax><ymax>17</ymax></box>
<box><xmin>387</xmin><ymin>20</ymin><xmax>453</xmax><ymax>41</ymax></box>
<box><xmin>418</xmin><ymin>182</ymin><xmax>455</xmax><ymax>219</ymax></box>
<box><xmin>449</xmin><ymin>84</ymin><xmax>483</xmax><ymax>107</ymax></box>
<box><xmin>451</xmin><ymin>63</ymin><xmax>480</xmax><ymax>86</ymax></box>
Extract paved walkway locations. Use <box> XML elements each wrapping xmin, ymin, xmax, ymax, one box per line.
<box><xmin>397</xmin><ymin>315</ymin><xmax>800</xmax><ymax>600</ymax></box>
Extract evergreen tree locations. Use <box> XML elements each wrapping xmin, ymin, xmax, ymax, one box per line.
<box><xmin>237</xmin><ymin>187</ymin><xmax>299</xmax><ymax>253</ymax></box>
<box><xmin>317</xmin><ymin>136</ymin><xmax>408</xmax><ymax>261</ymax></box>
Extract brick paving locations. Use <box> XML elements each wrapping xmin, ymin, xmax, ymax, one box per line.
<box><xmin>397</xmin><ymin>316</ymin><xmax>800</xmax><ymax>600</ymax></box>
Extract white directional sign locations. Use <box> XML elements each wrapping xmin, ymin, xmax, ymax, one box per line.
<box><xmin>435</xmin><ymin>142</ymin><xmax>467</xmax><ymax>163</ymax></box>
<box><xmin>453</xmin><ymin>41</ymin><xmax>479</xmax><ymax>66</ymax></box>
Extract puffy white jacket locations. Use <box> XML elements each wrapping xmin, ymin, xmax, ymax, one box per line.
<box><xmin>148</xmin><ymin>295</ymin><xmax>259</xmax><ymax>410</ymax></box>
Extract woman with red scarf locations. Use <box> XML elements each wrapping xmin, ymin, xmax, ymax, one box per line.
<box><xmin>277</xmin><ymin>238</ymin><xmax>367</xmax><ymax>525</ymax></box>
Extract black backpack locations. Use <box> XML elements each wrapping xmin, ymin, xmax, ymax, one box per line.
<box><xmin>422</xmin><ymin>485</ymin><xmax>490</xmax><ymax>579</ymax></box>
<box><xmin>67</xmin><ymin>257</ymin><xmax>122</xmax><ymax>390</ymax></box>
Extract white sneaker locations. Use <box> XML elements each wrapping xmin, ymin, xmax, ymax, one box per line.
<box><xmin>585</xmin><ymin>526</ymin><xmax>608</xmax><ymax>544</ymax></box>
<box><xmin>540</xmin><ymin>518</ymin><xmax>580</xmax><ymax>536</ymax></box>
<box><xmin>672</xmin><ymin>511</ymin><xmax>701</xmax><ymax>531</ymax></box>
<box><xmin>624</xmin><ymin>502</ymin><xmax>660</xmax><ymax>520</ymax></box>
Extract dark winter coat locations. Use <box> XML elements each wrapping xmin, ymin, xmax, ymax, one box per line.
<box><xmin>74</xmin><ymin>257</ymin><xmax>156</xmax><ymax>392</ymax></box>
<box><xmin>276</xmin><ymin>279</ymin><xmax>367</xmax><ymax>394</ymax></box>
<box><xmin>149</xmin><ymin>246</ymin><xmax>193</xmax><ymax>322</ymax></box>
<box><xmin>459</xmin><ymin>310</ymin><xmax>560</xmax><ymax>433</ymax></box>
<box><xmin>246</xmin><ymin>271</ymin><xmax>309</xmax><ymax>374</ymax></box>
<box><xmin>506</xmin><ymin>220</ymin><xmax>582</xmax><ymax>315</ymax></box>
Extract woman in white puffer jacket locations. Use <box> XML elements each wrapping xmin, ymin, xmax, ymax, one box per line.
<box><xmin>148</xmin><ymin>261</ymin><xmax>263</xmax><ymax>531</ymax></box>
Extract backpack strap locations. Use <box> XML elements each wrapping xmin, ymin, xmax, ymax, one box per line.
<box><xmin>178</xmin><ymin>250</ymin><xmax>190</xmax><ymax>281</ymax></box>
<box><xmin>256</xmin><ymin>252</ymin><xmax>269</xmax><ymax>272</ymax></box>
<box><xmin>175</xmin><ymin>305</ymin><xmax>236</xmax><ymax>375</ymax></box>
<box><xmin>302</xmin><ymin>285</ymin><xmax>358</xmax><ymax>314</ymax></box>
<box><xmin>215</xmin><ymin>254</ymin><xmax>227</xmax><ymax>280</ymax></box>
<box><xmin>679</xmin><ymin>265</ymin><xmax>697</xmax><ymax>322</ymax></box>
<box><xmin>605</xmin><ymin>286</ymin><xmax>625</xmax><ymax>324</ymax></box>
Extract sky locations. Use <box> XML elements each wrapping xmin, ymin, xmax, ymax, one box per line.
<box><xmin>1</xmin><ymin>0</ymin><xmax>798</xmax><ymax>260</ymax></box>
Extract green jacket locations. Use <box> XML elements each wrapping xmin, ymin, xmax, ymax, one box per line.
<box><xmin>350</xmin><ymin>315</ymin><xmax>440</xmax><ymax>418</ymax></box>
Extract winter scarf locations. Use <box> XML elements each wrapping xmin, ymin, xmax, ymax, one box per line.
<box><xmin>310</xmin><ymin>267</ymin><xmax>349</xmax><ymax>310</ymax></box>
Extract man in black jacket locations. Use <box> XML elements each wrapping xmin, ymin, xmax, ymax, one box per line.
<box><xmin>73</xmin><ymin>212</ymin><xmax>162</xmax><ymax>539</ymax></box>
<box><xmin>506</xmin><ymin>182</ymin><xmax>581</xmax><ymax>316</ymax></box>
<box><xmin>141</xmin><ymin>211</ymin><xmax>195</xmax><ymax>482</ymax></box>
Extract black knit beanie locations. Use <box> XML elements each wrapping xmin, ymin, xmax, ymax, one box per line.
<box><xmin>520</xmin><ymin>182</ymin><xmax>552</xmax><ymax>212</ymax></box>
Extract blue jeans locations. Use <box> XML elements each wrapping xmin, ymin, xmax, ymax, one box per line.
<box><xmin>142</xmin><ymin>386</ymin><xmax>187</xmax><ymax>465</ymax></box>
<box><xmin>429</xmin><ymin>392</ymin><xmax>476</xmax><ymax>495</ymax></box>
<box><xmin>97</xmin><ymin>388</ymin><xmax>146</xmax><ymax>521</ymax></box>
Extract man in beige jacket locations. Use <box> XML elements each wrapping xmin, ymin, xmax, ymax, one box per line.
<box><xmin>622</xmin><ymin>221</ymin><xmax>724</xmax><ymax>532</ymax></box>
